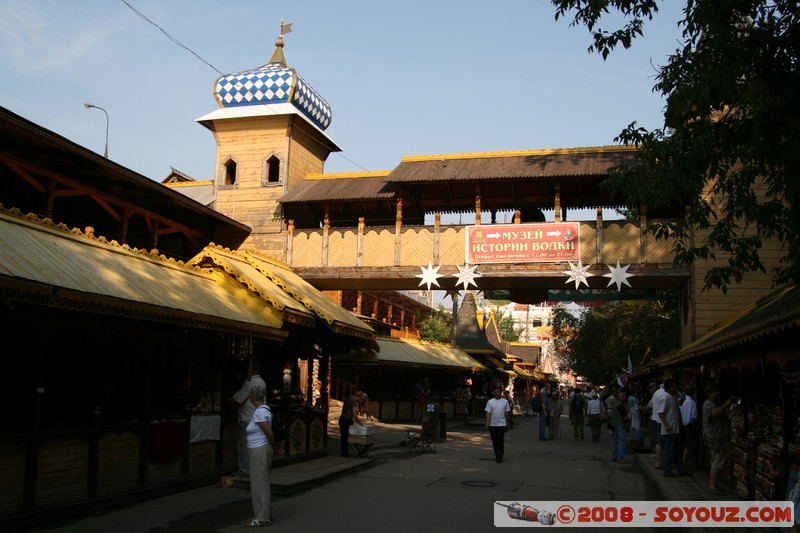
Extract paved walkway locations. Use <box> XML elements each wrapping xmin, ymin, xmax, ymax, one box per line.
<box><xmin>24</xmin><ymin>414</ymin><xmax>767</xmax><ymax>532</ymax></box>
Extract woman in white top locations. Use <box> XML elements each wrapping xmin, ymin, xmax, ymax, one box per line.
<box><xmin>245</xmin><ymin>384</ymin><xmax>283</xmax><ymax>527</ymax></box>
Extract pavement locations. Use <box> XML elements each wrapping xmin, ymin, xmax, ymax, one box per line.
<box><xmin>21</xmin><ymin>412</ymin><xmax>771</xmax><ymax>533</ymax></box>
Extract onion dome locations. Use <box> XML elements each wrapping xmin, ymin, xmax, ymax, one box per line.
<box><xmin>213</xmin><ymin>35</ymin><xmax>332</xmax><ymax>131</ymax></box>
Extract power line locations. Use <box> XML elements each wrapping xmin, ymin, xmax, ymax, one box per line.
<box><xmin>120</xmin><ymin>0</ymin><xmax>370</xmax><ymax>173</ymax></box>
<box><xmin>120</xmin><ymin>0</ymin><xmax>224</xmax><ymax>76</ymax></box>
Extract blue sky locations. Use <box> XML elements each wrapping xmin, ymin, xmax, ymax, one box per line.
<box><xmin>1</xmin><ymin>0</ymin><xmax>685</xmax><ymax>183</ymax></box>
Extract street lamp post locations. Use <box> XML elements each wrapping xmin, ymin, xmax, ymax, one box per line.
<box><xmin>83</xmin><ymin>102</ymin><xmax>109</xmax><ymax>158</ymax></box>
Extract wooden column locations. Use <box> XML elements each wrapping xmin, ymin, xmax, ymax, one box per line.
<box><xmin>286</xmin><ymin>219</ymin><xmax>295</xmax><ymax>266</ymax></box>
<box><xmin>356</xmin><ymin>217</ymin><xmax>365</xmax><ymax>267</ymax></box>
<box><xmin>433</xmin><ymin>212</ymin><xmax>441</xmax><ymax>264</ymax></box>
<box><xmin>475</xmin><ymin>187</ymin><xmax>482</xmax><ymax>225</ymax></box>
<box><xmin>372</xmin><ymin>297</ymin><xmax>379</xmax><ymax>319</ymax></box>
<box><xmin>639</xmin><ymin>207</ymin><xmax>648</xmax><ymax>263</ymax></box>
<box><xmin>322</xmin><ymin>205</ymin><xmax>330</xmax><ymax>267</ymax></box>
<box><xmin>356</xmin><ymin>290</ymin><xmax>363</xmax><ymax>314</ymax></box>
<box><xmin>596</xmin><ymin>208</ymin><xmax>604</xmax><ymax>264</ymax></box>
<box><xmin>554</xmin><ymin>184</ymin><xmax>562</xmax><ymax>222</ymax></box>
<box><xmin>394</xmin><ymin>198</ymin><xmax>403</xmax><ymax>266</ymax></box>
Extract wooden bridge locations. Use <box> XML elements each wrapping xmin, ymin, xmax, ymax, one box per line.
<box><xmin>285</xmin><ymin>211</ymin><xmax>689</xmax><ymax>299</ymax></box>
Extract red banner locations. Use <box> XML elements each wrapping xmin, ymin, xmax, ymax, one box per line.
<box><xmin>465</xmin><ymin>223</ymin><xmax>580</xmax><ymax>264</ymax></box>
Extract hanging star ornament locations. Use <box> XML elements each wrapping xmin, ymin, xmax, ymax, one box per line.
<box><xmin>453</xmin><ymin>263</ymin><xmax>481</xmax><ymax>290</ymax></box>
<box><xmin>416</xmin><ymin>261</ymin><xmax>444</xmax><ymax>290</ymax></box>
<box><xmin>562</xmin><ymin>261</ymin><xmax>594</xmax><ymax>289</ymax></box>
<box><xmin>603</xmin><ymin>261</ymin><xmax>636</xmax><ymax>291</ymax></box>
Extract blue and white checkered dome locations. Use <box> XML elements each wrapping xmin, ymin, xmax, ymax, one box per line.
<box><xmin>213</xmin><ymin>37</ymin><xmax>332</xmax><ymax>131</ymax></box>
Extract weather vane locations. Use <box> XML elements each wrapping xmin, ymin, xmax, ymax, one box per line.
<box><xmin>280</xmin><ymin>17</ymin><xmax>293</xmax><ymax>36</ymax></box>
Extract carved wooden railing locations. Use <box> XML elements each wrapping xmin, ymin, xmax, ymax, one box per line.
<box><xmin>286</xmin><ymin>213</ymin><xmax>674</xmax><ymax>268</ymax></box>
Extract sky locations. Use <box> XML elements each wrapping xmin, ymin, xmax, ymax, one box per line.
<box><xmin>0</xmin><ymin>0</ymin><xmax>686</xmax><ymax>184</ymax></box>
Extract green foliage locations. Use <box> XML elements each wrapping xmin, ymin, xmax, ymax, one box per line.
<box><xmin>550</xmin><ymin>294</ymin><xmax>680</xmax><ymax>384</ymax></box>
<box><xmin>552</xmin><ymin>0</ymin><xmax>800</xmax><ymax>290</ymax></box>
<box><xmin>495</xmin><ymin>308</ymin><xmax>522</xmax><ymax>342</ymax></box>
<box><xmin>418</xmin><ymin>305</ymin><xmax>452</xmax><ymax>343</ymax></box>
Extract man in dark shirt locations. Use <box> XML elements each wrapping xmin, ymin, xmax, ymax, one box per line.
<box><xmin>339</xmin><ymin>391</ymin><xmax>367</xmax><ymax>457</ymax></box>
<box><xmin>539</xmin><ymin>386</ymin><xmax>552</xmax><ymax>441</ymax></box>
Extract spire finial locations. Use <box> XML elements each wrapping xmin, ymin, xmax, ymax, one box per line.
<box><xmin>269</xmin><ymin>18</ymin><xmax>292</xmax><ymax>66</ymax></box>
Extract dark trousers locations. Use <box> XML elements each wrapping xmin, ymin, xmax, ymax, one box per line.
<box><xmin>538</xmin><ymin>412</ymin><xmax>548</xmax><ymax>439</ymax></box>
<box><xmin>489</xmin><ymin>426</ymin><xmax>506</xmax><ymax>459</ymax></box>
<box><xmin>338</xmin><ymin>416</ymin><xmax>353</xmax><ymax>457</ymax></box>
<box><xmin>661</xmin><ymin>433</ymin><xmax>687</xmax><ymax>475</ymax></box>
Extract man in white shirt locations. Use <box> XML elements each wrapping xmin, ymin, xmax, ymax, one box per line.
<box><xmin>647</xmin><ymin>381</ymin><xmax>667</xmax><ymax>468</ymax></box>
<box><xmin>679</xmin><ymin>387</ymin><xmax>699</xmax><ymax>469</ymax></box>
<box><xmin>485</xmin><ymin>387</ymin><xmax>511</xmax><ymax>463</ymax></box>
<box><xmin>658</xmin><ymin>378</ymin><xmax>690</xmax><ymax>477</ymax></box>
<box><xmin>232</xmin><ymin>359</ymin><xmax>266</xmax><ymax>477</ymax></box>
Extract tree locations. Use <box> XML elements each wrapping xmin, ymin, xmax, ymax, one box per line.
<box><xmin>418</xmin><ymin>305</ymin><xmax>452</xmax><ymax>343</ymax></box>
<box><xmin>495</xmin><ymin>308</ymin><xmax>523</xmax><ymax>342</ymax></box>
<box><xmin>552</xmin><ymin>0</ymin><xmax>800</xmax><ymax>291</ymax></box>
<box><xmin>551</xmin><ymin>294</ymin><xmax>680</xmax><ymax>384</ymax></box>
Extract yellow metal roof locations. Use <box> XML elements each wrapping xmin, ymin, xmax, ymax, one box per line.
<box><xmin>192</xmin><ymin>246</ymin><xmax>318</xmax><ymax>328</ymax></box>
<box><xmin>375</xmin><ymin>337</ymin><xmax>486</xmax><ymax>369</ymax></box>
<box><xmin>0</xmin><ymin>207</ymin><xmax>287</xmax><ymax>339</ymax></box>
<box><xmin>192</xmin><ymin>246</ymin><xmax>374</xmax><ymax>340</ymax></box>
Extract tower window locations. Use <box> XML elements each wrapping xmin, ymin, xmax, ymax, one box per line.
<box><xmin>263</xmin><ymin>155</ymin><xmax>281</xmax><ymax>185</ymax></box>
<box><xmin>224</xmin><ymin>159</ymin><xmax>237</xmax><ymax>186</ymax></box>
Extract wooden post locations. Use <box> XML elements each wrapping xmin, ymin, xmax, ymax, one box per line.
<box><xmin>554</xmin><ymin>184</ymin><xmax>562</xmax><ymax>222</ymax></box>
<box><xmin>514</xmin><ymin>209</ymin><xmax>521</xmax><ymax>224</ymax></box>
<box><xmin>356</xmin><ymin>290</ymin><xmax>363</xmax><ymax>315</ymax></box>
<box><xmin>596</xmin><ymin>208</ymin><xmax>604</xmax><ymax>265</ymax></box>
<box><xmin>433</xmin><ymin>212</ymin><xmax>441</xmax><ymax>265</ymax></box>
<box><xmin>322</xmin><ymin>205</ymin><xmax>330</xmax><ymax>267</ymax></box>
<box><xmin>395</xmin><ymin>198</ymin><xmax>403</xmax><ymax>266</ymax></box>
<box><xmin>286</xmin><ymin>219</ymin><xmax>295</xmax><ymax>266</ymax></box>
<box><xmin>357</xmin><ymin>217</ymin><xmax>365</xmax><ymax>267</ymax></box>
<box><xmin>475</xmin><ymin>189</ymin><xmax>482</xmax><ymax>225</ymax></box>
<box><xmin>639</xmin><ymin>207</ymin><xmax>648</xmax><ymax>263</ymax></box>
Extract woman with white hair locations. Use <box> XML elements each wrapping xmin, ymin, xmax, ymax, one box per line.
<box><xmin>245</xmin><ymin>384</ymin><xmax>283</xmax><ymax>527</ymax></box>
<box><xmin>586</xmin><ymin>392</ymin><xmax>603</xmax><ymax>442</ymax></box>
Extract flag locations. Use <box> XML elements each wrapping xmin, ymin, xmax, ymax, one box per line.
<box><xmin>281</xmin><ymin>22</ymin><xmax>293</xmax><ymax>35</ymax></box>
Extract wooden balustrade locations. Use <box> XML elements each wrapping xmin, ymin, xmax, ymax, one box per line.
<box><xmin>287</xmin><ymin>219</ymin><xmax>674</xmax><ymax>268</ymax></box>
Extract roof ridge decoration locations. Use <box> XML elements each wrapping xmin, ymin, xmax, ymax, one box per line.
<box><xmin>242</xmin><ymin>252</ymin><xmax>328</xmax><ymax>322</ymax></box>
<box><xmin>195</xmin><ymin>247</ymin><xmax>285</xmax><ymax>312</ymax></box>
<box><xmin>400</xmin><ymin>145</ymin><xmax>639</xmax><ymax>163</ymax></box>
<box><xmin>212</xmin><ymin>20</ymin><xmax>332</xmax><ymax>131</ymax></box>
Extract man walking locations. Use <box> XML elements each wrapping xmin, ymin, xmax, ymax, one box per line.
<box><xmin>570</xmin><ymin>388</ymin><xmax>586</xmax><ymax>440</ymax></box>
<box><xmin>608</xmin><ymin>389</ymin><xmax>630</xmax><ymax>463</ymax></box>
<box><xmin>539</xmin><ymin>386</ymin><xmax>553</xmax><ymax>441</ymax></box>
<box><xmin>485</xmin><ymin>387</ymin><xmax>511</xmax><ymax>463</ymax></box>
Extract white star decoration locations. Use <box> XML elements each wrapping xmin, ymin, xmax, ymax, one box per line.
<box><xmin>453</xmin><ymin>263</ymin><xmax>481</xmax><ymax>290</ymax></box>
<box><xmin>562</xmin><ymin>261</ymin><xmax>594</xmax><ymax>289</ymax></box>
<box><xmin>416</xmin><ymin>261</ymin><xmax>444</xmax><ymax>290</ymax></box>
<box><xmin>603</xmin><ymin>261</ymin><xmax>636</xmax><ymax>291</ymax></box>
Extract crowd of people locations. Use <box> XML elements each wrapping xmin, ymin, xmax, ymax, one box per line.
<box><xmin>490</xmin><ymin>379</ymin><xmax>736</xmax><ymax>495</ymax></box>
